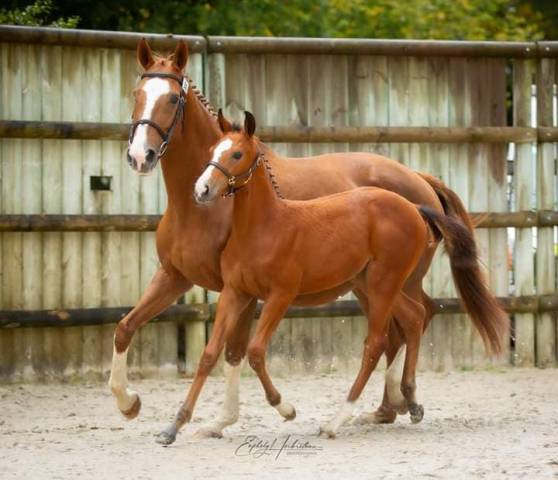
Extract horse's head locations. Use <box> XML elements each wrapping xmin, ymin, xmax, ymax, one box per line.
<box><xmin>127</xmin><ymin>38</ymin><xmax>189</xmax><ymax>175</ymax></box>
<box><xmin>194</xmin><ymin>110</ymin><xmax>259</xmax><ymax>203</ymax></box>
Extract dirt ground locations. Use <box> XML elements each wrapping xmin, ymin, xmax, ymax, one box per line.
<box><xmin>1</xmin><ymin>368</ymin><xmax>557</xmax><ymax>479</ymax></box>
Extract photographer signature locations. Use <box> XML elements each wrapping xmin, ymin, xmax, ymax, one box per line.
<box><xmin>235</xmin><ymin>435</ymin><xmax>323</xmax><ymax>460</ymax></box>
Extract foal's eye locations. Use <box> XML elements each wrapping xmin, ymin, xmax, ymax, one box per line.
<box><xmin>169</xmin><ymin>94</ymin><xmax>179</xmax><ymax>104</ymax></box>
<box><xmin>232</xmin><ymin>151</ymin><xmax>242</xmax><ymax>160</ymax></box>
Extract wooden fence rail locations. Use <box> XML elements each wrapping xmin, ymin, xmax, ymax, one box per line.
<box><xmin>2</xmin><ymin>119</ymin><xmax>557</xmax><ymax>143</ymax></box>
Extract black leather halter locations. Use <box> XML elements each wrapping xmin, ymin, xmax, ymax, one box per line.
<box><xmin>207</xmin><ymin>153</ymin><xmax>262</xmax><ymax>197</ymax></box>
<box><xmin>128</xmin><ymin>72</ymin><xmax>189</xmax><ymax>159</ymax></box>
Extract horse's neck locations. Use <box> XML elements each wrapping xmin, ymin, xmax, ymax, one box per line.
<box><xmin>232</xmin><ymin>154</ymin><xmax>283</xmax><ymax>234</ymax></box>
<box><xmin>160</xmin><ymin>92</ymin><xmax>221</xmax><ymax>216</ymax></box>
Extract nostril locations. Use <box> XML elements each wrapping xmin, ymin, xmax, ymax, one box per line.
<box><xmin>145</xmin><ymin>148</ymin><xmax>156</xmax><ymax>164</ymax></box>
<box><xmin>203</xmin><ymin>185</ymin><xmax>209</xmax><ymax>196</ymax></box>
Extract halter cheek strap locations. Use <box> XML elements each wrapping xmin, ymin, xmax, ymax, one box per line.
<box><xmin>207</xmin><ymin>153</ymin><xmax>262</xmax><ymax>197</ymax></box>
<box><xmin>128</xmin><ymin>72</ymin><xmax>190</xmax><ymax>159</ymax></box>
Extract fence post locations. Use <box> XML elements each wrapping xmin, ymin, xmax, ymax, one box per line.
<box><xmin>512</xmin><ymin>59</ymin><xmax>536</xmax><ymax>366</ymax></box>
<box><xmin>535</xmin><ymin>57</ymin><xmax>556</xmax><ymax>367</ymax></box>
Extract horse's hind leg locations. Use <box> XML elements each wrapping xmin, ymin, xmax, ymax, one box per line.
<box><xmin>246</xmin><ymin>294</ymin><xmax>297</xmax><ymax>421</ymax></box>
<box><xmin>109</xmin><ymin>266</ymin><xmax>191</xmax><ymax>419</ymax></box>
<box><xmin>194</xmin><ymin>298</ymin><xmax>257</xmax><ymax>439</ymax></box>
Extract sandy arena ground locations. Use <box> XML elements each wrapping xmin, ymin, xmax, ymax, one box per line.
<box><xmin>0</xmin><ymin>368</ymin><xmax>557</xmax><ymax>479</ymax></box>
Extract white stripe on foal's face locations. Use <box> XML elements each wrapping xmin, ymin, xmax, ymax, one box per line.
<box><xmin>194</xmin><ymin>138</ymin><xmax>233</xmax><ymax>198</ymax></box>
<box><xmin>129</xmin><ymin>78</ymin><xmax>171</xmax><ymax>168</ymax></box>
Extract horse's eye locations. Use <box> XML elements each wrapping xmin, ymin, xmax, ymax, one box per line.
<box><xmin>169</xmin><ymin>94</ymin><xmax>179</xmax><ymax>104</ymax></box>
<box><xmin>232</xmin><ymin>151</ymin><xmax>242</xmax><ymax>160</ymax></box>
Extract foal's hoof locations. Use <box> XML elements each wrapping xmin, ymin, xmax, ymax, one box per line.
<box><xmin>275</xmin><ymin>402</ymin><xmax>296</xmax><ymax>421</ymax></box>
<box><xmin>121</xmin><ymin>394</ymin><xmax>142</xmax><ymax>420</ymax></box>
<box><xmin>156</xmin><ymin>426</ymin><xmax>178</xmax><ymax>446</ymax></box>
<box><xmin>318</xmin><ymin>425</ymin><xmax>336</xmax><ymax>439</ymax></box>
<box><xmin>409</xmin><ymin>404</ymin><xmax>424</xmax><ymax>424</ymax></box>
<box><xmin>193</xmin><ymin>427</ymin><xmax>224</xmax><ymax>440</ymax></box>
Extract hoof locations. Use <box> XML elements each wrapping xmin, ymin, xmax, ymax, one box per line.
<box><xmin>353</xmin><ymin>407</ymin><xmax>397</xmax><ymax>425</ymax></box>
<box><xmin>156</xmin><ymin>425</ymin><xmax>178</xmax><ymax>446</ymax></box>
<box><xmin>318</xmin><ymin>425</ymin><xmax>336</xmax><ymax>439</ymax></box>
<box><xmin>275</xmin><ymin>402</ymin><xmax>296</xmax><ymax>421</ymax></box>
<box><xmin>409</xmin><ymin>404</ymin><xmax>424</xmax><ymax>424</ymax></box>
<box><xmin>283</xmin><ymin>407</ymin><xmax>296</xmax><ymax>422</ymax></box>
<box><xmin>121</xmin><ymin>394</ymin><xmax>142</xmax><ymax>420</ymax></box>
<box><xmin>193</xmin><ymin>427</ymin><xmax>224</xmax><ymax>440</ymax></box>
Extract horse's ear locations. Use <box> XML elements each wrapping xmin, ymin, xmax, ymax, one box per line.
<box><xmin>137</xmin><ymin>38</ymin><xmax>154</xmax><ymax>70</ymax></box>
<box><xmin>217</xmin><ymin>109</ymin><xmax>233</xmax><ymax>133</ymax></box>
<box><xmin>172</xmin><ymin>40</ymin><xmax>189</xmax><ymax>71</ymax></box>
<box><xmin>244</xmin><ymin>111</ymin><xmax>256</xmax><ymax>137</ymax></box>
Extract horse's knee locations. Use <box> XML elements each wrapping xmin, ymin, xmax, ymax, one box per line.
<box><xmin>224</xmin><ymin>346</ymin><xmax>245</xmax><ymax>366</ymax></box>
<box><xmin>247</xmin><ymin>345</ymin><xmax>265</xmax><ymax>371</ymax></box>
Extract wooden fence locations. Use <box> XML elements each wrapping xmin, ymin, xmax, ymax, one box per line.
<box><xmin>0</xmin><ymin>26</ymin><xmax>556</xmax><ymax>382</ymax></box>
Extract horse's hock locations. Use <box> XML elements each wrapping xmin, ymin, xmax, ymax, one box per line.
<box><xmin>0</xmin><ymin>26</ymin><xmax>557</xmax><ymax>382</ymax></box>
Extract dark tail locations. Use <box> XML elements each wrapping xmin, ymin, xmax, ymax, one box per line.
<box><xmin>419</xmin><ymin>205</ymin><xmax>509</xmax><ymax>356</ymax></box>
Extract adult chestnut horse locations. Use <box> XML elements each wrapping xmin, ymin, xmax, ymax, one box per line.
<box><xmin>167</xmin><ymin>111</ymin><xmax>505</xmax><ymax>441</ymax></box>
<box><xmin>109</xmin><ymin>39</ymin><xmax>505</xmax><ymax>442</ymax></box>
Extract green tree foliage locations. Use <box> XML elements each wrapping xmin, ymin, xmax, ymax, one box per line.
<box><xmin>0</xmin><ymin>0</ymin><xmax>79</xmax><ymax>28</ymax></box>
<box><xmin>0</xmin><ymin>0</ymin><xmax>552</xmax><ymax>40</ymax></box>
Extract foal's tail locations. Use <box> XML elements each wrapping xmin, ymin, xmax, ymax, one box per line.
<box><xmin>418</xmin><ymin>206</ymin><xmax>508</xmax><ymax>355</ymax></box>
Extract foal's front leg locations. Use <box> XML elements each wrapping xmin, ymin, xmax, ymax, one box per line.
<box><xmin>156</xmin><ymin>288</ymin><xmax>252</xmax><ymax>445</ymax></box>
<box><xmin>247</xmin><ymin>294</ymin><xmax>297</xmax><ymax>421</ymax></box>
<box><xmin>194</xmin><ymin>298</ymin><xmax>257</xmax><ymax>439</ymax></box>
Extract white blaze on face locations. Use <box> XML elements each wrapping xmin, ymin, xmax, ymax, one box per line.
<box><xmin>194</xmin><ymin>138</ymin><xmax>233</xmax><ymax>198</ymax></box>
<box><xmin>129</xmin><ymin>78</ymin><xmax>171</xmax><ymax>168</ymax></box>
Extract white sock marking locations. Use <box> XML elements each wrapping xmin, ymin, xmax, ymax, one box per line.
<box><xmin>386</xmin><ymin>344</ymin><xmax>407</xmax><ymax>408</ymax></box>
<box><xmin>108</xmin><ymin>346</ymin><xmax>138</xmax><ymax>413</ymax></box>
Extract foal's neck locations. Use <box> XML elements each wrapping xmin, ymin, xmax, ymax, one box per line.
<box><xmin>160</xmin><ymin>91</ymin><xmax>221</xmax><ymax>216</ymax></box>
<box><xmin>232</xmin><ymin>146</ymin><xmax>283</xmax><ymax>233</ymax></box>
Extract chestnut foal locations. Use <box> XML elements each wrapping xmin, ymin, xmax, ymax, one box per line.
<box><xmin>153</xmin><ymin>112</ymin><xmax>505</xmax><ymax>443</ymax></box>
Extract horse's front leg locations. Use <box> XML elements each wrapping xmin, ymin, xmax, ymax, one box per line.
<box><xmin>246</xmin><ymin>293</ymin><xmax>297</xmax><ymax>421</ymax></box>
<box><xmin>108</xmin><ymin>266</ymin><xmax>191</xmax><ymax>419</ymax></box>
<box><xmin>194</xmin><ymin>298</ymin><xmax>258</xmax><ymax>439</ymax></box>
<box><xmin>156</xmin><ymin>288</ymin><xmax>252</xmax><ymax>445</ymax></box>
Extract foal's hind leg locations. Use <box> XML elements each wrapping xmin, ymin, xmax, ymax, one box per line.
<box><xmin>319</xmin><ymin>265</ymin><xmax>404</xmax><ymax>438</ymax></box>
<box><xmin>392</xmin><ymin>292</ymin><xmax>426</xmax><ymax>423</ymax></box>
<box><xmin>194</xmin><ymin>298</ymin><xmax>257</xmax><ymax>439</ymax></box>
<box><xmin>109</xmin><ymin>266</ymin><xmax>191</xmax><ymax>419</ymax></box>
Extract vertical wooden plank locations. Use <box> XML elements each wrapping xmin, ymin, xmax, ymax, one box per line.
<box><xmin>448</xmin><ymin>57</ymin><xmax>472</xmax><ymax>369</ymax></box>
<box><xmin>512</xmin><ymin>59</ymin><xmax>536</xmax><ymax>366</ymax></box>
<box><xmin>388</xmin><ymin>56</ymin><xmax>410</xmax><ymax>165</ymax></box>
<box><xmin>535</xmin><ymin>58</ymin><xmax>556</xmax><ymax>366</ymax></box>
<box><xmin>61</xmin><ymin>46</ymin><xmax>84</xmax><ymax>380</ymax></box>
<box><xmin>22</xmin><ymin>44</ymin><xmax>44</xmax><ymax>381</ymax></box>
<box><xmin>100</xmin><ymin>48</ymin><xmax>122</xmax><ymax>377</ymax></box>
<box><xmin>40</xmin><ymin>44</ymin><xmax>63</xmax><ymax>380</ymax></box>
<box><xmin>468</xmin><ymin>58</ymin><xmax>492</xmax><ymax>367</ymax></box>
<box><xmin>81</xmin><ymin>47</ymin><xmax>103</xmax><ymax>381</ymax></box>
<box><xmin>487</xmin><ymin>59</ymin><xmax>510</xmax><ymax>366</ymax></box>
<box><xmin>0</xmin><ymin>43</ymin><xmax>22</xmax><ymax>382</ymax></box>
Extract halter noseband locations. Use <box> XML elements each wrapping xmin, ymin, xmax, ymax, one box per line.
<box><xmin>128</xmin><ymin>72</ymin><xmax>189</xmax><ymax>159</ymax></box>
<box><xmin>207</xmin><ymin>153</ymin><xmax>262</xmax><ymax>197</ymax></box>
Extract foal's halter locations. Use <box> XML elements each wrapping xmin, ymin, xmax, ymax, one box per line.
<box><xmin>128</xmin><ymin>72</ymin><xmax>189</xmax><ymax>159</ymax></box>
<box><xmin>208</xmin><ymin>153</ymin><xmax>263</xmax><ymax>197</ymax></box>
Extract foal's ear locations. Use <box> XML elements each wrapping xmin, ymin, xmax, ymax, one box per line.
<box><xmin>137</xmin><ymin>38</ymin><xmax>154</xmax><ymax>70</ymax></box>
<box><xmin>217</xmin><ymin>109</ymin><xmax>233</xmax><ymax>133</ymax></box>
<box><xmin>244</xmin><ymin>111</ymin><xmax>256</xmax><ymax>137</ymax></box>
<box><xmin>172</xmin><ymin>40</ymin><xmax>189</xmax><ymax>71</ymax></box>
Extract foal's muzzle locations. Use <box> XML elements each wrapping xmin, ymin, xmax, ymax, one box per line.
<box><xmin>127</xmin><ymin>147</ymin><xmax>159</xmax><ymax>175</ymax></box>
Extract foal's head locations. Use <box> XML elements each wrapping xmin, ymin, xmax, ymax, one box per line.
<box><xmin>127</xmin><ymin>39</ymin><xmax>189</xmax><ymax>175</ymax></box>
<box><xmin>194</xmin><ymin>110</ymin><xmax>259</xmax><ymax>203</ymax></box>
